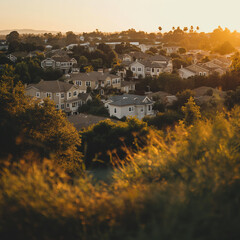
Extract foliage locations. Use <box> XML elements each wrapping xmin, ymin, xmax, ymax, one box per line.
<box><xmin>171</xmin><ymin>89</ymin><xmax>195</xmax><ymax>111</ymax></box>
<box><xmin>213</xmin><ymin>41</ymin><xmax>235</xmax><ymax>55</ymax></box>
<box><xmin>1</xmin><ymin>108</ymin><xmax>240</xmax><ymax>239</ymax></box>
<box><xmin>79</xmin><ymin>96</ymin><xmax>109</xmax><ymax>117</ymax></box>
<box><xmin>0</xmin><ymin>78</ymin><xmax>83</xmax><ymax>174</ymax></box>
<box><xmin>80</xmin><ymin>118</ymin><xmax>150</xmax><ymax>167</ymax></box>
<box><xmin>181</xmin><ymin>96</ymin><xmax>201</xmax><ymax>125</ymax></box>
<box><xmin>143</xmin><ymin>110</ymin><xmax>183</xmax><ymax>130</ymax></box>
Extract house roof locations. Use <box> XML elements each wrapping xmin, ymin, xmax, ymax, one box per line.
<box><xmin>10</xmin><ymin>51</ymin><xmax>28</xmax><ymax>58</ymax></box>
<box><xmin>51</xmin><ymin>54</ymin><xmax>72</xmax><ymax>62</ymax></box>
<box><xmin>121</xmin><ymin>81</ymin><xmax>136</xmax><ymax>87</ymax></box>
<box><xmin>79</xmin><ymin>93</ymin><xmax>92</xmax><ymax>101</ymax></box>
<box><xmin>185</xmin><ymin>64</ymin><xmax>211</xmax><ymax>73</ymax></box>
<box><xmin>108</xmin><ymin>94</ymin><xmax>153</xmax><ymax>106</ymax></box>
<box><xmin>148</xmin><ymin>55</ymin><xmax>169</xmax><ymax>62</ymax></box>
<box><xmin>27</xmin><ymin>80</ymin><xmax>74</xmax><ymax>93</ymax></box>
<box><xmin>139</xmin><ymin>60</ymin><xmax>167</xmax><ymax>68</ymax></box>
<box><xmin>69</xmin><ymin>72</ymin><xmax>119</xmax><ymax>82</ymax></box>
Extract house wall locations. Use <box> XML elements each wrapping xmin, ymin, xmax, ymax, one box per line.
<box><xmin>130</xmin><ymin>62</ymin><xmax>145</xmax><ymax>78</ymax></box>
<box><xmin>179</xmin><ymin>68</ymin><xmax>195</xmax><ymax>79</ymax></box>
<box><xmin>26</xmin><ymin>86</ymin><xmax>82</xmax><ymax>113</ymax></box>
<box><xmin>109</xmin><ymin>104</ymin><xmax>154</xmax><ymax>120</ymax></box>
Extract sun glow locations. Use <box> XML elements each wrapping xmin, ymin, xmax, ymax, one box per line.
<box><xmin>0</xmin><ymin>0</ymin><xmax>239</xmax><ymax>33</ymax></box>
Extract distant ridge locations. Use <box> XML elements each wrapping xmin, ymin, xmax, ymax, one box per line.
<box><xmin>0</xmin><ymin>29</ymin><xmax>59</xmax><ymax>35</ymax></box>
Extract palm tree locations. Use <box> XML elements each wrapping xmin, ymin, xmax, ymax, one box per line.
<box><xmin>158</xmin><ymin>26</ymin><xmax>162</xmax><ymax>32</ymax></box>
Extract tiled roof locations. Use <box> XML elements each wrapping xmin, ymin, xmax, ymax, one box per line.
<box><xmin>69</xmin><ymin>72</ymin><xmax>119</xmax><ymax>82</ymax></box>
<box><xmin>27</xmin><ymin>80</ymin><xmax>74</xmax><ymax>93</ymax></box>
<box><xmin>109</xmin><ymin>94</ymin><xmax>153</xmax><ymax>106</ymax></box>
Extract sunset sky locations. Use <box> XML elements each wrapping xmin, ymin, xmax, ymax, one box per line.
<box><xmin>0</xmin><ymin>0</ymin><xmax>239</xmax><ymax>33</ymax></box>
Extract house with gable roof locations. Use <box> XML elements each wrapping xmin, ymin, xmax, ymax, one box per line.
<box><xmin>105</xmin><ymin>94</ymin><xmax>154</xmax><ymax>119</ymax></box>
<box><xmin>25</xmin><ymin>80</ymin><xmax>91</xmax><ymax>114</ymax></box>
<box><xmin>41</xmin><ymin>54</ymin><xmax>77</xmax><ymax>73</ymax></box>
<box><xmin>68</xmin><ymin>71</ymin><xmax>122</xmax><ymax>94</ymax></box>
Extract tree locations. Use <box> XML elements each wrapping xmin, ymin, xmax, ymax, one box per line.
<box><xmin>181</xmin><ymin>96</ymin><xmax>201</xmax><ymax>125</ymax></box>
<box><xmin>80</xmin><ymin>117</ymin><xmax>149</xmax><ymax>167</ymax></box>
<box><xmin>158</xmin><ymin>26</ymin><xmax>162</xmax><ymax>32</ymax></box>
<box><xmin>230</xmin><ymin>52</ymin><xmax>240</xmax><ymax>72</ymax></box>
<box><xmin>91</xmin><ymin>58</ymin><xmax>103</xmax><ymax>69</ymax></box>
<box><xmin>178</xmin><ymin>47</ymin><xmax>186</xmax><ymax>54</ymax></box>
<box><xmin>78</xmin><ymin>56</ymin><xmax>88</xmax><ymax>66</ymax></box>
<box><xmin>0</xmin><ymin>77</ymin><xmax>83</xmax><ymax>173</ymax></box>
<box><xmin>66</xmin><ymin>31</ymin><xmax>77</xmax><ymax>45</ymax></box>
<box><xmin>172</xmin><ymin>89</ymin><xmax>195</xmax><ymax>111</ymax></box>
<box><xmin>6</xmin><ymin>31</ymin><xmax>20</xmax><ymax>43</ymax></box>
<box><xmin>214</xmin><ymin>41</ymin><xmax>235</xmax><ymax>55</ymax></box>
<box><xmin>15</xmin><ymin>62</ymin><xmax>31</xmax><ymax>84</ymax></box>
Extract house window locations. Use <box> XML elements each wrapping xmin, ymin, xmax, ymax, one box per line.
<box><xmin>36</xmin><ymin>92</ymin><xmax>40</xmax><ymax>98</ymax></box>
<box><xmin>73</xmin><ymin>91</ymin><xmax>77</xmax><ymax>96</ymax></box>
<box><xmin>129</xmin><ymin>106</ymin><xmax>134</xmax><ymax>112</ymax></box>
<box><xmin>66</xmin><ymin>103</ymin><xmax>70</xmax><ymax>108</ymax></box>
<box><xmin>61</xmin><ymin>93</ymin><xmax>64</xmax><ymax>98</ymax></box>
<box><xmin>46</xmin><ymin>92</ymin><xmax>52</xmax><ymax>98</ymax></box>
<box><xmin>152</xmin><ymin>68</ymin><xmax>154</xmax><ymax>72</ymax></box>
<box><xmin>107</xmin><ymin>80</ymin><xmax>111</xmax><ymax>86</ymax></box>
<box><xmin>132</xmin><ymin>67</ymin><xmax>136</xmax><ymax>71</ymax></box>
<box><xmin>68</xmin><ymin>92</ymin><xmax>71</xmax><ymax>98</ymax></box>
<box><xmin>76</xmin><ymin>80</ymin><xmax>82</xmax><ymax>86</ymax></box>
<box><xmin>199</xmin><ymin>72</ymin><xmax>202</xmax><ymax>76</ymax></box>
<box><xmin>148</xmin><ymin>105</ymin><xmax>151</xmax><ymax>111</ymax></box>
<box><xmin>117</xmin><ymin>79</ymin><xmax>121</xmax><ymax>83</ymax></box>
<box><xmin>56</xmin><ymin>93</ymin><xmax>60</xmax><ymax>96</ymax></box>
<box><xmin>56</xmin><ymin>104</ymin><xmax>59</xmax><ymax>109</ymax></box>
<box><xmin>146</xmin><ymin>67</ymin><xmax>151</xmax><ymax>72</ymax></box>
<box><xmin>112</xmin><ymin>79</ymin><xmax>116</xmax><ymax>84</ymax></box>
<box><xmin>141</xmin><ymin>107</ymin><xmax>144</xmax><ymax>112</ymax></box>
<box><xmin>114</xmin><ymin>108</ymin><xmax>117</xmax><ymax>113</ymax></box>
<box><xmin>72</xmin><ymin>102</ymin><xmax>77</xmax><ymax>107</ymax></box>
<box><xmin>86</xmin><ymin>81</ymin><xmax>91</xmax><ymax>87</ymax></box>
<box><xmin>203</xmin><ymin>72</ymin><xmax>206</xmax><ymax>76</ymax></box>
<box><xmin>157</xmin><ymin>69</ymin><xmax>160</xmax><ymax>72</ymax></box>
<box><xmin>138</xmin><ymin>68</ymin><xmax>142</xmax><ymax>71</ymax></box>
<box><xmin>61</xmin><ymin>104</ymin><xmax>65</xmax><ymax>109</ymax></box>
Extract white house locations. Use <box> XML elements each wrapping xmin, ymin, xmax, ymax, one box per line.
<box><xmin>130</xmin><ymin>61</ymin><xmax>145</xmax><ymax>78</ymax></box>
<box><xmin>129</xmin><ymin>56</ymin><xmax>172</xmax><ymax>79</ymax></box>
<box><xmin>106</xmin><ymin>94</ymin><xmax>154</xmax><ymax>119</ymax></box>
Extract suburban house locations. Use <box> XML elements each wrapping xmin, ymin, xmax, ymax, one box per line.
<box><xmin>179</xmin><ymin>64</ymin><xmax>211</xmax><ymax>79</ymax></box>
<box><xmin>121</xmin><ymin>81</ymin><xmax>136</xmax><ymax>93</ymax></box>
<box><xmin>139</xmin><ymin>44</ymin><xmax>160</xmax><ymax>53</ymax></box>
<box><xmin>105</xmin><ymin>94</ymin><xmax>154</xmax><ymax>119</ymax></box>
<box><xmin>67</xmin><ymin>71</ymin><xmax>122</xmax><ymax>94</ymax></box>
<box><xmin>41</xmin><ymin>54</ymin><xmax>77</xmax><ymax>73</ymax></box>
<box><xmin>163</xmin><ymin>46</ymin><xmax>180</xmax><ymax>54</ymax></box>
<box><xmin>25</xmin><ymin>80</ymin><xmax>91</xmax><ymax>114</ymax></box>
<box><xmin>179</xmin><ymin>60</ymin><xmax>229</xmax><ymax>79</ymax></box>
<box><xmin>129</xmin><ymin>56</ymin><xmax>172</xmax><ymax>78</ymax></box>
<box><xmin>7</xmin><ymin>52</ymin><xmax>28</xmax><ymax>62</ymax></box>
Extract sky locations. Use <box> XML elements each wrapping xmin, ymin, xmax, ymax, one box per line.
<box><xmin>0</xmin><ymin>0</ymin><xmax>239</xmax><ymax>33</ymax></box>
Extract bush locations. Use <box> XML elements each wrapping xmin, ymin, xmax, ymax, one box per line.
<box><xmin>80</xmin><ymin>118</ymin><xmax>150</xmax><ymax>168</ymax></box>
<box><xmin>143</xmin><ymin>111</ymin><xmax>183</xmax><ymax>130</ymax></box>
